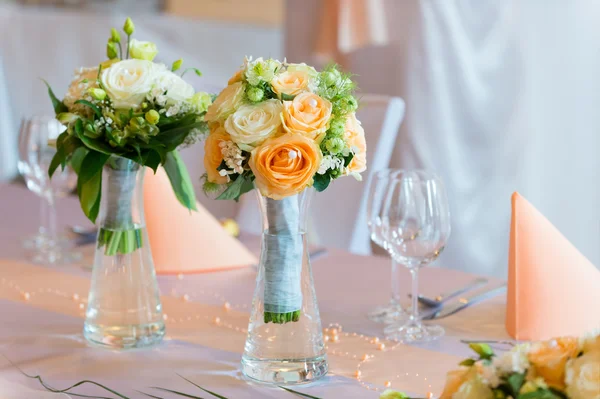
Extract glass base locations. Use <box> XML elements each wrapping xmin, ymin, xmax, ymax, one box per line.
<box><xmin>83</xmin><ymin>321</ymin><xmax>165</xmax><ymax>349</ymax></box>
<box><xmin>384</xmin><ymin>323</ymin><xmax>445</xmax><ymax>343</ymax></box>
<box><xmin>241</xmin><ymin>355</ymin><xmax>328</xmax><ymax>385</ymax></box>
<box><xmin>368</xmin><ymin>303</ymin><xmax>407</xmax><ymax>324</ymax></box>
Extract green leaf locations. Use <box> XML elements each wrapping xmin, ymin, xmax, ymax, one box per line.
<box><xmin>74</xmin><ymin>99</ymin><xmax>102</xmax><ymax>118</ymax></box>
<box><xmin>215</xmin><ymin>175</ymin><xmax>253</xmax><ymax>202</ymax></box>
<box><xmin>163</xmin><ymin>150</ymin><xmax>197</xmax><ymax>211</ymax></box>
<box><xmin>48</xmin><ymin>134</ymin><xmax>81</xmax><ymax>177</ymax></box>
<box><xmin>459</xmin><ymin>358</ymin><xmax>476</xmax><ymax>367</ymax></box>
<box><xmin>469</xmin><ymin>343</ymin><xmax>495</xmax><ymax>360</ymax></box>
<box><xmin>77</xmin><ymin>151</ymin><xmax>109</xmax><ymax>223</ymax></box>
<box><xmin>518</xmin><ymin>389</ymin><xmax>564</xmax><ymax>399</ymax></box>
<box><xmin>154</xmin><ymin>120</ymin><xmax>206</xmax><ymax>152</ymax></box>
<box><xmin>145</xmin><ymin>150</ymin><xmax>162</xmax><ymax>172</ymax></box>
<box><xmin>180</xmin><ymin>67</ymin><xmax>202</xmax><ymax>77</ymax></box>
<box><xmin>78</xmin><ymin>133</ymin><xmax>122</xmax><ymax>155</ymax></box>
<box><xmin>70</xmin><ymin>147</ymin><xmax>88</xmax><ymax>175</ymax></box>
<box><xmin>41</xmin><ymin>79</ymin><xmax>68</xmax><ymax>114</ymax></box>
<box><xmin>151</xmin><ymin>387</ymin><xmax>204</xmax><ymax>399</ymax></box>
<box><xmin>313</xmin><ymin>173</ymin><xmax>330</xmax><ymax>192</ymax></box>
<box><xmin>507</xmin><ymin>373</ymin><xmax>526</xmax><ymax>397</ymax></box>
<box><xmin>177</xmin><ymin>373</ymin><xmax>228</xmax><ymax>399</ymax></box>
<box><xmin>279</xmin><ymin>386</ymin><xmax>323</xmax><ymax>399</ymax></box>
<box><xmin>343</xmin><ymin>152</ymin><xmax>354</xmax><ymax>167</ymax></box>
<box><xmin>281</xmin><ymin>93</ymin><xmax>296</xmax><ymax>101</ymax></box>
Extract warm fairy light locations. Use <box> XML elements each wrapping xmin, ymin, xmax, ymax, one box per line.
<box><xmin>223</xmin><ymin>301</ymin><xmax>231</xmax><ymax>310</ymax></box>
<box><xmin>177</xmin><ymin>273</ymin><xmax>184</xmax><ymax>280</ymax></box>
<box><xmin>377</xmin><ymin>343</ymin><xmax>386</xmax><ymax>351</ymax></box>
<box><xmin>384</xmin><ymin>381</ymin><xmax>391</xmax><ymax>388</ymax></box>
<box><xmin>22</xmin><ymin>292</ymin><xmax>30</xmax><ymax>301</ymax></box>
<box><xmin>182</xmin><ymin>294</ymin><xmax>190</xmax><ymax>302</ymax></box>
<box><xmin>72</xmin><ymin>293</ymin><xmax>79</xmax><ymax>301</ymax></box>
<box><xmin>162</xmin><ymin>314</ymin><xmax>168</xmax><ymax>320</ymax></box>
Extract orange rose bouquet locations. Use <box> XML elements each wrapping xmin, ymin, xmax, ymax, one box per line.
<box><xmin>202</xmin><ymin>57</ymin><xmax>364</xmax><ymax>201</ymax></box>
<box><xmin>202</xmin><ymin>58</ymin><xmax>364</xmax><ymax>330</ymax></box>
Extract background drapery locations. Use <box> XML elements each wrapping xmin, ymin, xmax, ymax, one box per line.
<box><xmin>285</xmin><ymin>0</ymin><xmax>600</xmax><ymax>276</ymax></box>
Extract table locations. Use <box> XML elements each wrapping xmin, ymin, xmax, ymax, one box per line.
<box><xmin>0</xmin><ymin>184</ymin><xmax>509</xmax><ymax>398</ymax></box>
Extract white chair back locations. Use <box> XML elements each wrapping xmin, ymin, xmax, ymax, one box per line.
<box><xmin>236</xmin><ymin>94</ymin><xmax>405</xmax><ymax>254</ymax></box>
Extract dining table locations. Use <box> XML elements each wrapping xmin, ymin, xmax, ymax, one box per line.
<box><xmin>0</xmin><ymin>183</ymin><xmax>510</xmax><ymax>398</ymax></box>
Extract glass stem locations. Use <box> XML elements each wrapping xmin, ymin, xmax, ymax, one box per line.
<box><xmin>39</xmin><ymin>193</ymin><xmax>49</xmax><ymax>236</ymax></box>
<box><xmin>46</xmin><ymin>191</ymin><xmax>58</xmax><ymax>246</ymax></box>
<box><xmin>410</xmin><ymin>268</ymin><xmax>420</xmax><ymax>323</ymax></box>
<box><xmin>390</xmin><ymin>258</ymin><xmax>401</xmax><ymax>306</ymax></box>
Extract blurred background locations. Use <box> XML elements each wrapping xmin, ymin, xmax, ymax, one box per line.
<box><xmin>0</xmin><ymin>0</ymin><xmax>598</xmax><ymax>276</ymax></box>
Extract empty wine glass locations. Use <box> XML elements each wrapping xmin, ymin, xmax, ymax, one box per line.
<box><xmin>381</xmin><ymin>170</ymin><xmax>451</xmax><ymax>342</ymax></box>
<box><xmin>18</xmin><ymin>116</ymin><xmax>80</xmax><ymax>265</ymax></box>
<box><xmin>366</xmin><ymin>169</ymin><xmax>407</xmax><ymax>323</ymax></box>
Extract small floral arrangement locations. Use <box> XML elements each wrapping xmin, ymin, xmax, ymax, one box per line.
<box><xmin>437</xmin><ymin>332</ymin><xmax>600</xmax><ymax>399</ymax></box>
<box><xmin>46</xmin><ymin>17</ymin><xmax>211</xmax><ymax>224</ymax></box>
<box><xmin>45</xmin><ymin>18</ymin><xmax>211</xmax><ymax>255</ymax></box>
<box><xmin>202</xmin><ymin>57</ymin><xmax>365</xmax><ymax>200</ymax></box>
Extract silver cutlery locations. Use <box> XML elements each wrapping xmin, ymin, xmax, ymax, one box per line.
<box><xmin>416</xmin><ymin>277</ymin><xmax>488</xmax><ymax>308</ymax></box>
<box><xmin>422</xmin><ymin>284</ymin><xmax>507</xmax><ymax>320</ymax></box>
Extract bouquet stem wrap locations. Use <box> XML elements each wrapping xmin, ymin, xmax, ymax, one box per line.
<box><xmin>97</xmin><ymin>157</ymin><xmax>143</xmax><ymax>256</ymax></box>
<box><xmin>262</xmin><ymin>196</ymin><xmax>303</xmax><ymax>324</ymax></box>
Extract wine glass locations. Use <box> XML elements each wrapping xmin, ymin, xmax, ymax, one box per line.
<box><xmin>381</xmin><ymin>170</ymin><xmax>451</xmax><ymax>342</ymax></box>
<box><xmin>366</xmin><ymin>169</ymin><xmax>407</xmax><ymax>323</ymax></box>
<box><xmin>17</xmin><ymin>116</ymin><xmax>80</xmax><ymax>264</ymax></box>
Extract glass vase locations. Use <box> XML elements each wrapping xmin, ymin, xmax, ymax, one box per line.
<box><xmin>83</xmin><ymin>156</ymin><xmax>165</xmax><ymax>349</ymax></box>
<box><xmin>241</xmin><ymin>189</ymin><xmax>328</xmax><ymax>385</ymax></box>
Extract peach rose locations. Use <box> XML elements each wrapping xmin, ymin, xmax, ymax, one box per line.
<box><xmin>440</xmin><ymin>368</ymin><xmax>494</xmax><ymax>399</ymax></box>
<box><xmin>228</xmin><ymin>69</ymin><xmax>244</xmax><ymax>85</ymax></box>
<box><xmin>205</xmin><ymin>82</ymin><xmax>245</xmax><ymax>124</ymax></box>
<box><xmin>281</xmin><ymin>92</ymin><xmax>332</xmax><ymax>140</ymax></box>
<box><xmin>204</xmin><ymin>126</ymin><xmax>231</xmax><ymax>184</ymax></box>
<box><xmin>344</xmin><ymin>112</ymin><xmax>367</xmax><ymax>173</ymax></box>
<box><xmin>565</xmin><ymin>351</ymin><xmax>600</xmax><ymax>399</ymax></box>
<box><xmin>580</xmin><ymin>332</ymin><xmax>600</xmax><ymax>354</ymax></box>
<box><xmin>249</xmin><ymin>133</ymin><xmax>322</xmax><ymax>199</ymax></box>
<box><xmin>271</xmin><ymin>64</ymin><xmax>315</xmax><ymax>97</ymax></box>
<box><xmin>528</xmin><ymin>337</ymin><xmax>579</xmax><ymax>390</ymax></box>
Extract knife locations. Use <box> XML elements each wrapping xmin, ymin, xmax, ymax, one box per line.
<box><xmin>423</xmin><ymin>284</ymin><xmax>507</xmax><ymax>320</ymax></box>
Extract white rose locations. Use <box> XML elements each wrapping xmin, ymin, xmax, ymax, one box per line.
<box><xmin>101</xmin><ymin>59</ymin><xmax>160</xmax><ymax>109</ymax></box>
<box><xmin>156</xmin><ymin>70</ymin><xmax>195</xmax><ymax>104</ymax></box>
<box><xmin>205</xmin><ymin>81</ymin><xmax>245</xmax><ymax>123</ymax></box>
<box><xmin>565</xmin><ymin>352</ymin><xmax>600</xmax><ymax>399</ymax></box>
<box><xmin>224</xmin><ymin>99</ymin><xmax>282</xmax><ymax>148</ymax></box>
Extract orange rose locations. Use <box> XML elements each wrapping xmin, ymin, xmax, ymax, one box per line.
<box><xmin>281</xmin><ymin>92</ymin><xmax>332</xmax><ymax>140</ymax></box>
<box><xmin>204</xmin><ymin>126</ymin><xmax>230</xmax><ymax>184</ymax></box>
<box><xmin>344</xmin><ymin>112</ymin><xmax>367</xmax><ymax>173</ymax></box>
<box><xmin>528</xmin><ymin>337</ymin><xmax>580</xmax><ymax>390</ymax></box>
<box><xmin>249</xmin><ymin>133</ymin><xmax>322</xmax><ymax>199</ymax></box>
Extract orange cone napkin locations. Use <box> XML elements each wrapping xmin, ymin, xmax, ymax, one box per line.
<box><xmin>506</xmin><ymin>192</ymin><xmax>600</xmax><ymax>340</ymax></box>
<box><xmin>143</xmin><ymin>168</ymin><xmax>257</xmax><ymax>275</ymax></box>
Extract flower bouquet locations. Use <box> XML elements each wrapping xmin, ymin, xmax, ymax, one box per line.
<box><xmin>203</xmin><ymin>57</ymin><xmax>364</xmax><ymax>383</ymax></box>
<box><xmin>438</xmin><ymin>332</ymin><xmax>600</xmax><ymax>399</ymax></box>
<box><xmin>44</xmin><ymin>18</ymin><xmax>211</xmax><ymax>349</ymax></box>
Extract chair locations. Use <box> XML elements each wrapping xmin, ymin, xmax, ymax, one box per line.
<box><xmin>236</xmin><ymin>94</ymin><xmax>405</xmax><ymax>254</ymax></box>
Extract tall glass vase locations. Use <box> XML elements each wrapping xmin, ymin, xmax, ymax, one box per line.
<box><xmin>83</xmin><ymin>156</ymin><xmax>165</xmax><ymax>349</ymax></box>
<box><xmin>241</xmin><ymin>189</ymin><xmax>328</xmax><ymax>384</ymax></box>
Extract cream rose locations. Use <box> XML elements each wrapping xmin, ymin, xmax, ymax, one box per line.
<box><xmin>205</xmin><ymin>82</ymin><xmax>245</xmax><ymax>124</ymax></box>
<box><xmin>528</xmin><ymin>337</ymin><xmax>579</xmax><ymax>390</ymax></box>
<box><xmin>344</xmin><ymin>112</ymin><xmax>367</xmax><ymax>174</ymax></box>
<box><xmin>224</xmin><ymin>100</ymin><xmax>282</xmax><ymax>148</ymax></box>
<box><xmin>249</xmin><ymin>133</ymin><xmax>322</xmax><ymax>199</ymax></box>
<box><xmin>271</xmin><ymin>66</ymin><xmax>314</xmax><ymax>97</ymax></box>
<box><xmin>565</xmin><ymin>351</ymin><xmax>600</xmax><ymax>399</ymax></box>
<box><xmin>281</xmin><ymin>92</ymin><xmax>332</xmax><ymax>140</ymax></box>
<box><xmin>129</xmin><ymin>39</ymin><xmax>158</xmax><ymax>61</ymax></box>
<box><xmin>204</xmin><ymin>126</ymin><xmax>231</xmax><ymax>184</ymax></box>
<box><xmin>101</xmin><ymin>59</ymin><xmax>159</xmax><ymax>109</ymax></box>
<box><xmin>156</xmin><ymin>70</ymin><xmax>195</xmax><ymax>103</ymax></box>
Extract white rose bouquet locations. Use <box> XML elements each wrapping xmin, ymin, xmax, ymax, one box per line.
<box><xmin>46</xmin><ymin>18</ymin><xmax>212</xmax><ymax>255</ymax></box>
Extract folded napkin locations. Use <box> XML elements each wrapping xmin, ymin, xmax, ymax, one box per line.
<box><xmin>143</xmin><ymin>168</ymin><xmax>257</xmax><ymax>274</ymax></box>
<box><xmin>506</xmin><ymin>192</ymin><xmax>600</xmax><ymax>340</ymax></box>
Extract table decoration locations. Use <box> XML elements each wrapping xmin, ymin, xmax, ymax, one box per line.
<box><xmin>438</xmin><ymin>331</ymin><xmax>600</xmax><ymax>399</ymax></box>
<box><xmin>203</xmin><ymin>57</ymin><xmax>364</xmax><ymax>384</ymax></box>
<box><xmin>44</xmin><ymin>17</ymin><xmax>211</xmax><ymax>349</ymax></box>
<box><xmin>143</xmin><ymin>168</ymin><xmax>256</xmax><ymax>275</ymax></box>
<box><xmin>507</xmin><ymin>193</ymin><xmax>600</xmax><ymax>340</ymax></box>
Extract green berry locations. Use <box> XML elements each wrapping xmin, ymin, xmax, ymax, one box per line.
<box><xmin>247</xmin><ymin>86</ymin><xmax>264</xmax><ymax>102</ymax></box>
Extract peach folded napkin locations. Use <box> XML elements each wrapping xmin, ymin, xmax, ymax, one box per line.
<box><xmin>143</xmin><ymin>168</ymin><xmax>257</xmax><ymax>275</ymax></box>
<box><xmin>506</xmin><ymin>192</ymin><xmax>600</xmax><ymax>340</ymax></box>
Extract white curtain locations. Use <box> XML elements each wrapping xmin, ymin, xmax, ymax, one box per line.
<box><xmin>285</xmin><ymin>0</ymin><xmax>600</xmax><ymax>276</ymax></box>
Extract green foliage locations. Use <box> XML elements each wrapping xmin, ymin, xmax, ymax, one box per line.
<box><xmin>313</xmin><ymin>173</ymin><xmax>331</xmax><ymax>192</ymax></box>
<box><xmin>180</xmin><ymin>67</ymin><xmax>203</xmax><ymax>77</ymax></box>
<box><xmin>506</xmin><ymin>373</ymin><xmax>526</xmax><ymax>398</ymax></box>
<box><xmin>517</xmin><ymin>389</ymin><xmax>566</xmax><ymax>399</ymax></box>
<box><xmin>171</xmin><ymin>58</ymin><xmax>183</xmax><ymax>72</ymax></box>
<box><xmin>459</xmin><ymin>358</ymin><xmax>476</xmax><ymax>367</ymax></box>
<box><xmin>77</xmin><ymin>150</ymin><xmax>110</xmax><ymax>223</ymax></box>
<box><xmin>469</xmin><ymin>343</ymin><xmax>495</xmax><ymax>360</ymax></box>
<box><xmin>163</xmin><ymin>150</ymin><xmax>198</xmax><ymax>211</ymax></box>
<box><xmin>216</xmin><ymin>173</ymin><xmax>254</xmax><ymax>201</ymax></box>
<box><xmin>42</xmin><ymin>79</ymin><xmax>68</xmax><ymax>114</ymax></box>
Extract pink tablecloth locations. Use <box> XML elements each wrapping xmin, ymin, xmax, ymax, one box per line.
<box><xmin>0</xmin><ymin>184</ymin><xmax>508</xmax><ymax>398</ymax></box>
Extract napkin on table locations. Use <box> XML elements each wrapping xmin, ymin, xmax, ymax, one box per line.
<box><xmin>143</xmin><ymin>167</ymin><xmax>257</xmax><ymax>275</ymax></box>
<box><xmin>506</xmin><ymin>192</ymin><xmax>600</xmax><ymax>340</ymax></box>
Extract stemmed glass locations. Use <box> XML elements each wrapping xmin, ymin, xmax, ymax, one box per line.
<box><xmin>17</xmin><ymin>116</ymin><xmax>80</xmax><ymax>265</ymax></box>
<box><xmin>366</xmin><ymin>169</ymin><xmax>407</xmax><ymax>323</ymax></box>
<box><xmin>381</xmin><ymin>170</ymin><xmax>451</xmax><ymax>342</ymax></box>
